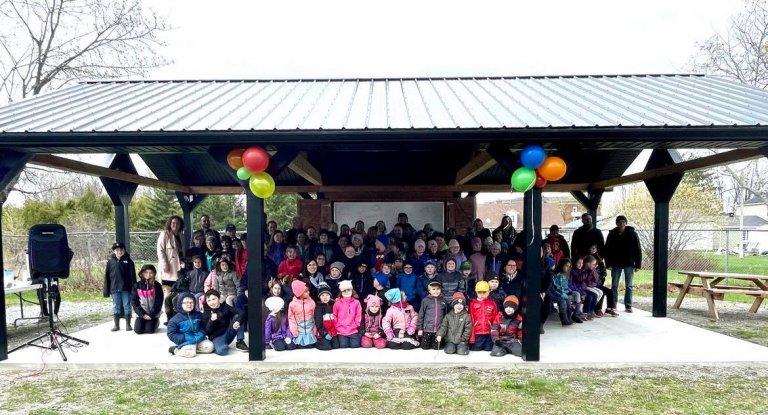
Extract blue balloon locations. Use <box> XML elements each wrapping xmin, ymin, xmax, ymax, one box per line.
<box><xmin>520</xmin><ymin>145</ymin><xmax>546</xmax><ymax>169</ymax></box>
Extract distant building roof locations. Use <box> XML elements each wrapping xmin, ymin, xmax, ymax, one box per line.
<box><xmin>723</xmin><ymin>215</ymin><xmax>768</xmax><ymax>228</ymax></box>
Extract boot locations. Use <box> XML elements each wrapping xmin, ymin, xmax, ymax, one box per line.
<box><xmin>558</xmin><ymin>307</ymin><xmax>570</xmax><ymax>325</ymax></box>
<box><xmin>125</xmin><ymin>316</ymin><xmax>133</xmax><ymax>331</ymax></box>
<box><xmin>111</xmin><ymin>315</ymin><xmax>120</xmax><ymax>332</ymax></box>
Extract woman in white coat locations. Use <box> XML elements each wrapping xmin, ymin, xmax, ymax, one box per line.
<box><xmin>157</xmin><ymin>215</ymin><xmax>185</xmax><ymax>317</ymax></box>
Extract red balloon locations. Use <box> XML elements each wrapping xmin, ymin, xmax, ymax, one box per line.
<box><xmin>534</xmin><ymin>173</ymin><xmax>547</xmax><ymax>189</ymax></box>
<box><xmin>242</xmin><ymin>146</ymin><xmax>269</xmax><ymax>173</ymax></box>
<box><xmin>226</xmin><ymin>148</ymin><xmax>245</xmax><ymax>170</ymax></box>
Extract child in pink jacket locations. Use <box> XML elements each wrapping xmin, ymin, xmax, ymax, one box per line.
<box><xmin>360</xmin><ymin>294</ymin><xmax>386</xmax><ymax>349</ymax></box>
<box><xmin>383</xmin><ymin>289</ymin><xmax>420</xmax><ymax>350</ymax></box>
<box><xmin>333</xmin><ymin>280</ymin><xmax>362</xmax><ymax>348</ymax></box>
<box><xmin>287</xmin><ymin>280</ymin><xmax>317</xmax><ymax>348</ymax></box>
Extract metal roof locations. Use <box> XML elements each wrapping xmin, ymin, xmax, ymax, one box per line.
<box><xmin>2</xmin><ymin>75</ymin><xmax>768</xmax><ymax>133</ymax></box>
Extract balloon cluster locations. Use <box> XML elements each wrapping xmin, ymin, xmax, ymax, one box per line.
<box><xmin>511</xmin><ymin>145</ymin><xmax>567</xmax><ymax>192</ymax></box>
<box><xmin>227</xmin><ymin>146</ymin><xmax>275</xmax><ymax>198</ymax></box>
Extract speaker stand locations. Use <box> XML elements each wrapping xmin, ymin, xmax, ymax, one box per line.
<box><xmin>9</xmin><ymin>278</ymin><xmax>89</xmax><ymax>361</ymax></box>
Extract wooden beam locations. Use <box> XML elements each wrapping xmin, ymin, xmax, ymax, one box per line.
<box><xmin>29</xmin><ymin>154</ymin><xmax>193</xmax><ymax>193</ymax></box>
<box><xmin>188</xmin><ymin>183</ymin><xmax>590</xmax><ymax>195</ymax></box>
<box><xmin>288</xmin><ymin>152</ymin><xmax>322</xmax><ymax>185</ymax></box>
<box><xmin>455</xmin><ymin>152</ymin><xmax>497</xmax><ymax>185</ymax></box>
<box><xmin>590</xmin><ymin>148</ymin><xmax>762</xmax><ymax>190</ymax></box>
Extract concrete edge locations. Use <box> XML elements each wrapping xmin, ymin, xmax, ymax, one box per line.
<box><xmin>3</xmin><ymin>361</ymin><xmax>768</xmax><ymax>371</ymax></box>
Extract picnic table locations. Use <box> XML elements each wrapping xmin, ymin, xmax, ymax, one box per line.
<box><xmin>5</xmin><ymin>283</ymin><xmax>43</xmax><ymax>327</ymax></box>
<box><xmin>671</xmin><ymin>271</ymin><xmax>768</xmax><ymax>321</ymax></box>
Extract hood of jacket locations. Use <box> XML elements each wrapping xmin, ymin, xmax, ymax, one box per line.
<box><xmin>175</xmin><ymin>292</ymin><xmax>197</xmax><ymax>314</ymax></box>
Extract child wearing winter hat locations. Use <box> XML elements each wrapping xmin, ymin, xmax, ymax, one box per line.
<box><xmin>383</xmin><ymin>289</ymin><xmax>420</xmax><ymax>350</ymax></box>
<box><xmin>333</xmin><ymin>280</ymin><xmax>362</xmax><ymax>348</ymax></box>
<box><xmin>396</xmin><ymin>262</ymin><xmax>419</xmax><ymax>310</ymax></box>
<box><xmin>372</xmin><ymin>273</ymin><xmax>390</xmax><ymax>315</ymax></box>
<box><xmin>314</xmin><ymin>283</ymin><xmax>339</xmax><ymax>350</ymax></box>
<box><xmin>487</xmin><ymin>273</ymin><xmax>507</xmax><ymax>311</ymax></box>
<box><xmin>437</xmin><ymin>258</ymin><xmax>467</xmax><ymax>308</ymax></box>
<box><xmin>288</xmin><ymin>280</ymin><xmax>317</xmax><ymax>348</ymax></box>
<box><xmin>104</xmin><ymin>242</ymin><xmax>136</xmax><ymax>332</ymax></box>
<box><xmin>326</xmin><ymin>261</ymin><xmax>346</xmax><ymax>298</ymax></box>
<box><xmin>167</xmin><ymin>292</ymin><xmax>214</xmax><ymax>357</ymax></box>
<box><xmin>360</xmin><ymin>295</ymin><xmax>386</xmax><ymax>349</ymax></box>
<box><xmin>490</xmin><ymin>295</ymin><xmax>523</xmax><ymax>357</ymax></box>
<box><xmin>417</xmin><ymin>280</ymin><xmax>445</xmax><ymax>350</ymax></box>
<box><xmin>469</xmin><ymin>280</ymin><xmax>498</xmax><ymax>351</ymax></box>
<box><xmin>265</xmin><ymin>296</ymin><xmax>295</xmax><ymax>351</ymax></box>
<box><xmin>437</xmin><ymin>292</ymin><xmax>472</xmax><ymax>355</ymax></box>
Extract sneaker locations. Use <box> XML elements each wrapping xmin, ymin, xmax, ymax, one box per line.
<box><xmin>562</xmin><ymin>321</ymin><xmax>573</xmax><ymax>326</ymax></box>
<box><xmin>571</xmin><ymin>314</ymin><xmax>583</xmax><ymax>323</ymax></box>
<box><xmin>168</xmin><ymin>346</ymin><xmax>176</xmax><ymax>355</ymax></box>
<box><xmin>625</xmin><ymin>306</ymin><xmax>633</xmax><ymax>313</ymax></box>
<box><xmin>595</xmin><ymin>310</ymin><xmax>604</xmax><ymax>317</ymax></box>
<box><xmin>606</xmin><ymin>309</ymin><xmax>619</xmax><ymax>317</ymax></box>
<box><xmin>235</xmin><ymin>340</ymin><xmax>249</xmax><ymax>351</ymax></box>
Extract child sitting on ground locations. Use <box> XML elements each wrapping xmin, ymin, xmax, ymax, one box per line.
<box><xmin>314</xmin><ymin>283</ymin><xmax>339</xmax><ymax>350</ymax></box>
<box><xmin>360</xmin><ymin>295</ymin><xmax>386</xmax><ymax>349</ymax></box>
<box><xmin>417</xmin><ymin>280</ymin><xmax>445</xmax><ymax>350</ymax></box>
<box><xmin>104</xmin><ymin>242</ymin><xmax>136</xmax><ymax>332</ymax></box>
<box><xmin>186</xmin><ymin>255</ymin><xmax>208</xmax><ymax>305</ymax></box>
<box><xmin>333</xmin><ymin>280</ymin><xmax>362</xmax><ymax>348</ymax></box>
<box><xmin>383</xmin><ymin>289</ymin><xmax>420</xmax><ymax>350</ymax></box>
<box><xmin>568</xmin><ymin>257</ymin><xmax>589</xmax><ymax>320</ymax></box>
<box><xmin>131</xmin><ymin>264</ymin><xmax>163</xmax><ymax>335</ymax></box>
<box><xmin>265</xmin><ymin>296</ymin><xmax>294</xmax><ymax>351</ymax></box>
<box><xmin>167</xmin><ymin>292</ymin><xmax>214</xmax><ymax>357</ymax></box>
<box><xmin>469</xmin><ymin>281</ymin><xmax>498</xmax><ymax>351</ymax></box>
<box><xmin>288</xmin><ymin>280</ymin><xmax>317</xmax><ymax>348</ymax></box>
<box><xmin>490</xmin><ymin>295</ymin><xmax>523</xmax><ymax>357</ymax></box>
<box><xmin>202</xmin><ymin>289</ymin><xmax>242</xmax><ymax>356</ymax></box>
<box><xmin>437</xmin><ymin>292</ymin><xmax>472</xmax><ymax>355</ymax></box>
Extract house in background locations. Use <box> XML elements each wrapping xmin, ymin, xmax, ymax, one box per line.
<box><xmin>728</xmin><ymin>196</ymin><xmax>768</xmax><ymax>253</ymax></box>
<box><xmin>476</xmin><ymin>196</ymin><xmax>600</xmax><ymax>234</ymax></box>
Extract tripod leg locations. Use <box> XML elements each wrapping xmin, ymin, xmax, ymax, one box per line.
<box><xmin>50</xmin><ymin>332</ymin><xmax>67</xmax><ymax>362</ymax></box>
<box><xmin>58</xmin><ymin>332</ymin><xmax>90</xmax><ymax>345</ymax></box>
<box><xmin>8</xmin><ymin>333</ymin><xmax>49</xmax><ymax>353</ymax></box>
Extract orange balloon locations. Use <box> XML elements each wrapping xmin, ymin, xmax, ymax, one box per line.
<box><xmin>537</xmin><ymin>156</ymin><xmax>567</xmax><ymax>181</ymax></box>
<box><xmin>227</xmin><ymin>148</ymin><xmax>245</xmax><ymax>170</ymax></box>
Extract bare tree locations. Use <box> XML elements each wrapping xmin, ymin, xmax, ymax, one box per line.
<box><xmin>0</xmin><ymin>0</ymin><xmax>170</xmax><ymax>103</ymax></box>
<box><xmin>692</xmin><ymin>0</ymin><xmax>768</xmax><ymax>212</ymax></box>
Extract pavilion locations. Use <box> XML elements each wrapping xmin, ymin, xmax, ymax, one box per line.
<box><xmin>2</xmin><ymin>74</ymin><xmax>768</xmax><ymax>362</ymax></box>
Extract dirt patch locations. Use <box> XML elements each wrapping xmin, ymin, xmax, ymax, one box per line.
<box><xmin>633</xmin><ymin>295</ymin><xmax>768</xmax><ymax>346</ymax></box>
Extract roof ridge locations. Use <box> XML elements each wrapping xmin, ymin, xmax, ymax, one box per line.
<box><xmin>77</xmin><ymin>74</ymin><xmax>705</xmax><ymax>84</ymax></box>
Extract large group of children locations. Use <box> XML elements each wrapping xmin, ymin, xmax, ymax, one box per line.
<box><xmin>102</xmin><ymin>212</ymin><xmax>625</xmax><ymax>358</ymax></box>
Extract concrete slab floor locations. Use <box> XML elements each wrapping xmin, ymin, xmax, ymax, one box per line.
<box><xmin>3</xmin><ymin>307</ymin><xmax>768</xmax><ymax>370</ymax></box>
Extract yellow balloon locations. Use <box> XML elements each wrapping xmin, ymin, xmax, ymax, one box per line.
<box><xmin>249</xmin><ymin>172</ymin><xmax>275</xmax><ymax>198</ymax></box>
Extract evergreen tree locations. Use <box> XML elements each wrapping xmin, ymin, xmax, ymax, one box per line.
<box><xmin>194</xmin><ymin>195</ymin><xmax>246</xmax><ymax>233</ymax></box>
<box><xmin>133</xmin><ymin>189</ymin><xmax>181</xmax><ymax>231</ymax></box>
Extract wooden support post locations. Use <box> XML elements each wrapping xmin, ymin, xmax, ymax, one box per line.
<box><xmin>523</xmin><ymin>188</ymin><xmax>542</xmax><ymax>361</ymax></box>
<box><xmin>100</xmin><ymin>155</ymin><xmax>138</xmax><ymax>252</ymax></box>
<box><xmin>0</xmin><ymin>151</ymin><xmax>31</xmax><ymax>361</ymax></box>
<box><xmin>645</xmin><ymin>149</ymin><xmax>683</xmax><ymax>318</ymax></box>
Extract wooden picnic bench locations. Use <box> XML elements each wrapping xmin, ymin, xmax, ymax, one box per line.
<box><xmin>671</xmin><ymin>271</ymin><xmax>768</xmax><ymax>321</ymax></box>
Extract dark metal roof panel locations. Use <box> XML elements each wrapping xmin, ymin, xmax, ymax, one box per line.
<box><xmin>3</xmin><ymin>75</ymin><xmax>768</xmax><ymax>133</ymax></box>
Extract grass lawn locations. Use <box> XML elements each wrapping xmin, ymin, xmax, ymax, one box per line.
<box><xmin>1</xmin><ymin>368</ymin><xmax>767</xmax><ymax>414</ymax></box>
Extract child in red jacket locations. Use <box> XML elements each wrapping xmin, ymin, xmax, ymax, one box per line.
<box><xmin>469</xmin><ymin>280</ymin><xmax>498</xmax><ymax>351</ymax></box>
<box><xmin>278</xmin><ymin>246</ymin><xmax>304</xmax><ymax>280</ymax></box>
<box><xmin>491</xmin><ymin>295</ymin><xmax>523</xmax><ymax>357</ymax></box>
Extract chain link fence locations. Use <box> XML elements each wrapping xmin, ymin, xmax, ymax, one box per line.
<box><xmin>4</xmin><ymin>228</ymin><xmax>768</xmax><ymax>291</ymax></box>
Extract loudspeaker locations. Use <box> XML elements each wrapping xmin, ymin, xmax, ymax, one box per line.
<box><xmin>28</xmin><ymin>224</ymin><xmax>73</xmax><ymax>281</ymax></box>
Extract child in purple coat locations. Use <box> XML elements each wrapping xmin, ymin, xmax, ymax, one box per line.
<box><xmin>264</xmin><ymin>297</ymin><xmax>295</xmax><ymax>351</ymax></box>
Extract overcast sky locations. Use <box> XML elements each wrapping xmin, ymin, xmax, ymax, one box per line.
<box><xmin>147</xmin><ymin>0</ymin><xmax>744</xmax><ymax>79</ymax></box>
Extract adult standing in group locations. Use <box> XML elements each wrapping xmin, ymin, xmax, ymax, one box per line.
<box><xmin>395</xmin><ymin>213</ymin><xmax>415</xmax><ymax>242</ymax></box>
<box><xmin>494</xmin><ymin>215</ymin><xmax>516</xmax><ymax>245</ymax></box>
<box><xmin>570</xmin><ymin>213</ymin><xmax>605</xmax><ymax>259</ymax></box>
<box><xmin>157</xmin><ymin>215</ymin><xmax>185</xmax><ymax>316</ymax></box>
<box><xmin>603</xmin><ymin>215</ymin><xmax>642</xmax><ymax>313</ymax></box>
<box><xmin>197</xmin><ymin>214</ymin><xmax>220</xmax><ymax>245</ymax></box>
<box><xmin>546</xmin><ymin>225</ymin><xmax>570</xmax><ymax>259</ymax></box>
<box><xmin>286</xmin><ymin>216</ymin><xmax>304</xmax><ymax>245</ymax></box>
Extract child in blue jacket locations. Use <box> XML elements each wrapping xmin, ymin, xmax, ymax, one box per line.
<box><xmin>167</xmin><ymin>292</ymin><xmax>214</xmax><ymax>357</ymax></box>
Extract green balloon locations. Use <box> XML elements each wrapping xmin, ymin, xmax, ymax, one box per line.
<box><xmin>511</xmin><ymin>167</ymin><xmax>536</xmax><ymax>192</ymax></box>
<box><xmin>236</xmin><ymin>167</ymin><xmax>251</xmax><ymax>180</ymax></box>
